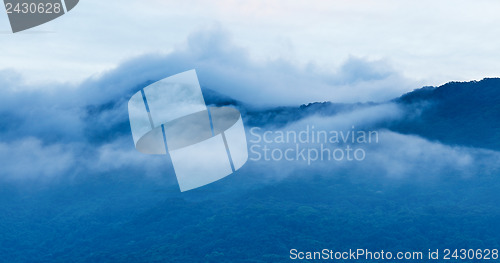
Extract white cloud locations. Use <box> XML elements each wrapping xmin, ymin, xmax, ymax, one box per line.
<box><xmin>0</xmin><ymin>138</ymin><xmax>76</xmax><ymax>181</ymax></box>
<box><xmin>246</xmin><ymin>111</ymin><xmax>500</xmax><ymax>182</ymax></box>
<box><xmin>4</xmin><ymin>27</ymin><xmax>416</xmax><ymax>106</ymax></box>
<box><xmin>1</xmin><ymin>0</ymin><xmax>500</xmax><ymax>89</ymax></box>
<box><xmin>0</xmin><ymin>26</ymin><xmax>498</xmax><ymax>184</ymax></box>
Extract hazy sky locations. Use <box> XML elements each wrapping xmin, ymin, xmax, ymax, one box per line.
<box><xmin>1</xmin><ymin>0</ymin><xmax>500</xmax><ymax>183</ymax></box>
<box><xmin>1</xmin><ymin>0</ymin><xmax>500</xmax><ymax>98</ymax></box>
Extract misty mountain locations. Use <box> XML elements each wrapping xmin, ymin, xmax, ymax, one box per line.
<box><xmin>1</xmin><ymin>77</ymin><xmax>499</xmax><ymax>262</ymax></box>
<box><xmin>390</xmin><ymin>78</ymin><xmax>500</xmax><ymax>151</ymax></box>
<box><xmin>203</xmin><ymin>78</ymin><xmax>500</xmax><ymax>151</ymax></box>
<box><xmin>80</xmin><ymin>77</ymin><xmax>500</xmax><ymax>152</ymax></box>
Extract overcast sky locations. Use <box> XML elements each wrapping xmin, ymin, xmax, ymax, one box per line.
<box><xmin>1</xmin><ymin>0</ymin><xmax>500</xmax><ymax>183</ymax></box>
<box><xmin>1</xmin><ymin>0</ymin><xmax>500</xmax><ymax>102</ymax></box>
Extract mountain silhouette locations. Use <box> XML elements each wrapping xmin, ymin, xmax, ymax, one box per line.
<box><xmin>200</xmin><ymin>78</ymin><xmax>500</xmax><ymax>151</ymax></box>
<box><xmin>1</xmin><ymin>77</ymin><xmax>499</xmax><ymax>262</ymax></box>
<box><xmin>390</xmin><ymin>78</ymin><xmax>500</xmax><ymax>151</ymax></box>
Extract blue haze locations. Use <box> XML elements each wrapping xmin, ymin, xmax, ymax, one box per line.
<box><xmin>0</xmin><ymin>30</ymin><xmax>499</xmax><ymax>262</ymax></box>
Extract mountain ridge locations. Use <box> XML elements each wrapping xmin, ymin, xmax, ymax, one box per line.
<box><xmin>201</xmin><ymin>77</ymin><xmax>500</xmax><ymax>151</ymax></box>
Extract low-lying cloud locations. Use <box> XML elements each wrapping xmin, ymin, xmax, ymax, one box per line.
<box><xmin>244</xmin><ymin>111</ymin><xmax>500</xmax><ymax>183</ymax></box>
<box><xmin>0</xmin><ymin>28</ymin><xmax>496</xmax><ymax>186</ymax></box>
